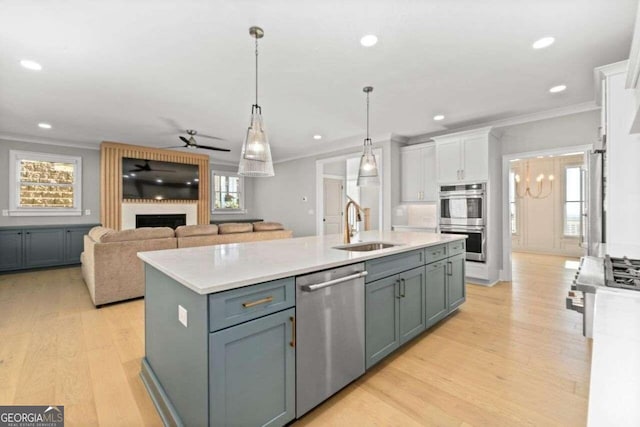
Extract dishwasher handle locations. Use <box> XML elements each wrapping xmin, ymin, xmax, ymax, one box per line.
<box><xmin>301</xmin><ymin>271</ymin><xmax>368</xmax><ymax>292</ymax></box>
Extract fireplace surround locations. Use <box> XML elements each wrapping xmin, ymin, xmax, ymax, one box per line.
<box><xmin>136</xmin><ymin>214</ymin><xmax>186</xmax><ymax>229</ymax></box>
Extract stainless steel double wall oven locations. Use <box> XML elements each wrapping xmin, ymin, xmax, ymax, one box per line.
<box><xmin>439</xmin><ymin>183</ymin><xmax>486</xmax><ymax>262</ymax></box>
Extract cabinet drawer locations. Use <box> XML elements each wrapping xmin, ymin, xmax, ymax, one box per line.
<box><xmin>209</xmin><ymin>278</ymin><xmax>295</xmax><ymax>332</ymax></box>
<box><xmin>448</xmin><ymin>240</ymin><xmax>466</xmax><ymax>256</ymax></box>
<box><xmin>424</xmin><ymin>244</ymin><xmax>448</xmax><ymax>264</ymax></box>
<box><xmin>365</xmin><ymin>249</ymin><xmax>424</xmax><ymax>283</ymax></box>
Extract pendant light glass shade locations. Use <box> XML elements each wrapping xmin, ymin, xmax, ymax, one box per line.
<box><xmin>238</xmin><ymin>26</ymin><xmax>275</xmax><ymax>177</ymax></box>
<box><xmin>357</xmin><ymin>86</ymin><xmax>379</xmax><ymax>186</ymax></box>
<box><xmin>238</xmin><ymin>106</ymin><xmax>274</xmax><ymax>176</ymax></box>
<box><xmin>357</xmin><ymin>139</ymin><xmax>379</xmax><ymax>186</ymax></box>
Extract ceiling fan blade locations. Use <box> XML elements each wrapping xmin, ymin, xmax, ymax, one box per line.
<box><xmin>194</xmin><ymin>144</ymin><xmax>231</xmax><ymax>152</ymax></box>
<box><xmin>179</xmin><ymin>136</ymin><xmax>190</xmax><ymax>144</ymax></box>
<box><xmin>197</xmin><ymin>133</ymin><xmax>226</xmax><ymax>141</ymax></box>
<box><xmin>150</xmin><ymin>169</ymin><xmax>176</xmax><ymax>173</ymax></box>
<box><xmin>165</xmin><ymin>145</ymin><xmax>187</xmax><ymax>149</ymax></box>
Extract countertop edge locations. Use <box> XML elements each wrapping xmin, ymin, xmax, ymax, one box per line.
<box><xmin>138</xmin><ymin>235</ymin><xmax>465</xmax><ymax>295</ymax></box>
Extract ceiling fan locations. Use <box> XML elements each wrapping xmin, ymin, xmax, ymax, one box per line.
<box><xmin>168</xmin><ymin>129</ymin><xmax>231</xmax><ymax>152</ymax></box>
<box><xmin>127</xmin><ymin>159</ymin><xmax>175</xmax><ymax>173</ymax></box>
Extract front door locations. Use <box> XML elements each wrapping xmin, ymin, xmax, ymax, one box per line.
<box><xmin>323</xmin><ymin>178</ymin><xmax>343</xmax><ymax>235</ymax></box>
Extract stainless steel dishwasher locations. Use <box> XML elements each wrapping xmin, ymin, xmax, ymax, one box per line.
<box><xmin>295</xmin><ymin>263</ymin><xmax>367</xmax><ymax>417</ymax></box>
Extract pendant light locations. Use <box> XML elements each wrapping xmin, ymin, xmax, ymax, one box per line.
<box><xmin>238</xmin><ymin>26</ymin><xmax>274</xmax><ymax>177</ymax></box>
<box><xmin>357</xmin><ymin>86</ymin><xmax>379</xmax><ymax>186</ymax></box>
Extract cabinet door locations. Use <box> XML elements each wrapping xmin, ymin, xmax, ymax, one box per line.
<box><xmin>401</xmin><ymin>148</ymin><xmax>423</xmax><ymax>202</ymax></box>
<box><xmin>23</xmin><ymin>228</ymin><xmax>65</xmax><ymax>268</ymax></box>
<box><xmin>425</xmin><ymin>261</ymin><xmax>448</xmax><ymax>327</ymax></box>
<box><xmin>64</xmin><ymin>227</ymin><xmax>91</xmax><ymax>263</ymax></box>
<box><xmin>0</xmin><ymin>230</ymin><xmax>23</xmax><ymax>271</ymax></box>
<box><xmin>447</xmin><ymin>253</ymin><xmax>466</xmax><ymax>312</ymax></box>
<box><xmin>461</xmin><ymin>136</ymin><xmax>488</xmax><ymax>182</ymax></box>
<box><xmin>365</xmin><ymin>275</ymin><xmax>400</xmax><ymax>369</ymax></box>
<box><xmin>436</xmin><ymin>140</ymin><xmax>461</xmax><ymax>183</ymax></box>
<box><xmin>209</xmin><ymin>308</ymin><xmax>295</xmax><ymax>427</ymax></box>
<box><xmin>398</xmin><ymin>267</ymin><xmax>426</xmax><ymax>344</ymax></box>
<box><xmin>421</xmin><ymin>145</ymin><xmax>438</xmax><ymax>201</ymax></box>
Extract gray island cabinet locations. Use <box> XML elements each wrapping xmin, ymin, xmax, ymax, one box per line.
<box><xmin>139</xmin><ymin>231</ymin><xmax>466</xmax><ymax>427</ymax></box>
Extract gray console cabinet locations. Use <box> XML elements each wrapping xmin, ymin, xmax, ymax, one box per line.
<box><xmin>447</xmin><ymin>253</ymin><xmax>466</xmax><ymax>311</ymax></box>
<box><xmin>0</xmin><ymin>224</ymin><xmax>96</xmax><ymax>272</ymax></box>
<box><xmin>0</xmin><ymin>230</ymin><xmax>23</xmax><ymax>271</ymax></box>
<box><xmin>425</xmin><ymin>260</ymin><xmax>449</xmax><ymax>327</ymax></box>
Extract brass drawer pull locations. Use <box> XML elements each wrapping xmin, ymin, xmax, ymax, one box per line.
<box><xmin>242</xmin><ymin>296</ymin><xmax>273</xmax><ymax>308</ymax></box>
<box><xmin>290</xmin><ymin>316</ymin><xmax>296</xmax><ymax>347</ymax></box>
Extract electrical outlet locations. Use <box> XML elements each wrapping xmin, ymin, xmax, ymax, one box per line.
<box><xmin>85</xmin><ymin>209</ymin><xmax>91</xmax><ymax>216</ymax></box>
<box><xmin>178</xmin><ymin>305</ymin><xmax>188</xmax><ymax>327</ymax></box>
<box><xmin>1</xmin><ymin>209</ymin><xmax>8</xmax><ymax>217</ymax></box>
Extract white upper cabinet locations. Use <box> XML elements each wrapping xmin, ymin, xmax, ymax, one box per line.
<box><xmin>400</xmin><ymin>143</ymin><xmax>437</xmax><ymax>202</ymax></box>
<box><xmin>434</xmin><ymin>128</ymin><xmax>492</xmax><ymax>184</ymax></box>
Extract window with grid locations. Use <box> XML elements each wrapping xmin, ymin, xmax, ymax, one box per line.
<box><xmin>564</xmin><ymin>165</ymin><xmax>582</xmax><ymax>237</ymax></box>
<box><xmin>9</xmin><ymin>150</ymin><xmax>82</xmax><ymax>216</ymax></box>
<box><xmin>212</xmin><ymin>172</ymin><xmax>245</xmax><ymax>213</ymax></box>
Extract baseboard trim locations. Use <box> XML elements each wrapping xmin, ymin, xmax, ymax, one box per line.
<box><xmin>140</xmin><ymin>358</ymin><xmax>184</xmax><ymax>427</ymax></box>
<box><xmin>466</xmin><ymin>278</ymin><xmax>499</xmax><ymax>287</ymax></box>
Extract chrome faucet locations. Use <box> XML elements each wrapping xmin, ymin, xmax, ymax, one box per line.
<box><xmin>344</xmin><ymin>196</ymin><xmax>364</xmax><ymax>244</ymax></box>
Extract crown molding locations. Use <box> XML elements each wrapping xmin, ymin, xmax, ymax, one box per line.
<box><xmin>0</xmin><ymin>133</ymin><xmax>100</xmax><ymax>150</ymax></box>
<box><xmin>594</xmin><ymin>60</ymin><xmax>629</xmax><ymax>104</ymax></box>
<box><xmin>627</xmin><ymin>7</ymin><xmax>640</xmax><ymax>89</ymax></box>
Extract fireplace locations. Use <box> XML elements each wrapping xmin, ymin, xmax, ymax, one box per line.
<box><xmin>136</xmin><ymin>214</ymin><xmax>186</xmax><ymax>229</ymax></box>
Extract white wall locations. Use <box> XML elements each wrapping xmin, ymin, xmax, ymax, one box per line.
<box><xmin>510</xmin><ymin>155</ymin><xmax>584</xmax><ymax>256</ymax></box>
<box><xmin>252</xmin><ymin>140</ymin><xmax>393</xmax><ymax>237</ymax></box>
<box><xmin>0</xmin><ymin>139</ymin><xmax>101</xmax><ymax>226</ymax></box>
<box><xmin>500</xmin><ymin>110</ymin><xmax>600</xmax><ymax>155</ymax></box>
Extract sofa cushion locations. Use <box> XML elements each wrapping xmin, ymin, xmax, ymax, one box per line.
<box><xmin>175</xmin><ymin>224</ymin><xmax>219</xmax><ymax>238</ymax></box>
<box><xmin>99</xmin><ymin>227</ymin><xmax>175</xmax><ymax>243</ymax></box>
<box><xmin>218</xmin><ymin>223</ymin><xmax>253</xmax><ymax>234</ymax></box>
<box><xmin>253</xmin><ymin>222</ymin><xmax>284</xmax><ymax>232</ymax></box>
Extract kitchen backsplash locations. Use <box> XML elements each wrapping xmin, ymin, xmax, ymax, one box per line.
<box><xmin>407</xmin><ymin>204</ymin><xmax>437</xmax><ymax>228</ymax></box>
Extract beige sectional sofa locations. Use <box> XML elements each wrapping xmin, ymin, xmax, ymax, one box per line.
<box><xmin>81</xmin><ymin>222</ymin><xmax>292</xmax><ymax>306</ymax></box>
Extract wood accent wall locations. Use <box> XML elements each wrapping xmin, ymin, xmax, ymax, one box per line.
<box><xmin>100</xmin><ymin>141</ymin><xmax>210</xmax><ymax>230</ymax></box>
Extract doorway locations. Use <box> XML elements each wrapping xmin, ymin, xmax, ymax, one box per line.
<box><xmin>316</xmin><ymin>149</ymin><xmax>383</xmax><ymax>236</ymax></box>
<box><xmin>323</xmin><ymin>177</ymin><xmax>344</xmax><ymax>235</ymax></box>
<box><xmin>501</xmin><ymin>145</ymin><xmax>592</xmax><ymax>281</ymax></box>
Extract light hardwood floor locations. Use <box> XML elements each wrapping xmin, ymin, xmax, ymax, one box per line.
<box><xmin>0</xmin><ymin>252</ymin><xmax>590</xmax><ymax>426</ymax></box>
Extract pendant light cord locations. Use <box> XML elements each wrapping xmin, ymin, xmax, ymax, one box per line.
<box><xmin>255</xmin><ymin>37</ymin><xmax>259</xmax><ymax>107</ymax></box>
<box><xmin>366</xmin><ymin>91</ymin><xmax>370</xmax><ymax>142</ymax></box>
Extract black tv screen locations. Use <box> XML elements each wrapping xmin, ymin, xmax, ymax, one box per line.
<box><xmin>122</xmin><ymin>158</ymin><xmax>199</xmax><ymax>200</ymax></box>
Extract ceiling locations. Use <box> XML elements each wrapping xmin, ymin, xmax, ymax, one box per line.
<box><xmin>0</xmin><ymin>0</ymin><xmax>636</xmax><ymax>163</ymax></box>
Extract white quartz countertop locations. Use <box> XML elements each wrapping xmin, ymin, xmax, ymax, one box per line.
<box><xmin>138</xmin><ymin>231</ymin><xmax>464</xmax><ymax>295</ymax></box>
<box><xmin>392</xmin><ymin>225</ymin><xmax>437</xmax><ymax>230</ymax></box>
<box><xmin>588</xmin><ymin>288</ymin><xmax>640</xmax><ymax>427</ymax></box>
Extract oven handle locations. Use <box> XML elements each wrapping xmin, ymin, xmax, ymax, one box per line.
<box><xmin>440</xmin><ymin>226</ymin><xmax>485</xmax><ymax>233</ymax></box>
<box><xmin>439</xmin><ymin>190</ymin><xmax>485</xmax><ymax>197</ymax></box>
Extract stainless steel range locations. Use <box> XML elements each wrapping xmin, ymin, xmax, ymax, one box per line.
<box><xmin>567</xmin><ymin>254</ymin><xmax>640</xmax><ymax>337</ymax></box>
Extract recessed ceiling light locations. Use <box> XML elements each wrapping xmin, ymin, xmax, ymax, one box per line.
<box><xmin>186</xmin><ymin>182</ymin><xmax>191</xmax><ymax>185</ymax></box>
<box><xmin>130</xmin><ymin>173</ymin><xmax>136</xmax><ymax>177</ymax></box>
<box><xmin>313</xmin><ymin>134</ymin><xmax>322</xmax><ymax>140</ymax></box>
<box><xmin>38</xmin><ymin>123</ymin><xmax>52</xmax><ymax>129</ymax></box>
<box><xmin>20</xmin><ymin>59</ymin><xmax>42</xmax><ymax>71</ymax></box>
<box><xmin>360</xmin><ymin>35</ymin><xmax>378</xmax><ymax>47</ymax></box>
<box><xmin>194</xmin><ymin>178</ymin><xmax>199</xmax><ymax>182</ymax></box>
<box><xmin>549</xmin><ymin>84</ymin><xmax>567</xmax><ymax>93</ymax></box>
<box><xmin>532</xmin><ymin>37</ymin><xmax>555</xmax><ymax>49</ymax></box>
<box><xmin>433</xmin><ymin>114</ymin><xmax>445</xmax><ymax>121</ymax></box>
<box><xmin>156</xmin><ymin>179</ymin><xmax>163</xmax><ymax>183</ymax></box>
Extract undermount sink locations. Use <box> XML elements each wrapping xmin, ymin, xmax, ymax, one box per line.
<box><xmin>333</xmin><ymin>241</ymin><xmax>401</xmax><ymax>252</ymax></box>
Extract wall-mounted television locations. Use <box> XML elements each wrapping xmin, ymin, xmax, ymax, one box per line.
<box><xmin>122</xmin><ymin>158</ymin><xmax>199</xmax><ymax>200</ymax></box>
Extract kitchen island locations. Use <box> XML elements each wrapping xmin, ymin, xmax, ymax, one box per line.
<box><xmin>138</xmin><ymin>231</ymin><xmax>466</xmax><ymax>427</ymax></box>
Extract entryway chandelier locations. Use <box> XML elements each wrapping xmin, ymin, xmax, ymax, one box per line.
<box><xmin>514</xmin><ymin>161</ymin><xmax>554</xmax><ymax>199</ymax></box>
<box><xmin>238</xmin><ymin>26</ymin><xmax>275</xmax><ymax>177</ymax></box>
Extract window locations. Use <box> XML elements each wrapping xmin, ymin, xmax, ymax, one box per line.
<box><xmin>564</xmin><ymin>165</ymin><xmax>582</xmax><ymax>236</ymax></box>
<box><xmin>9</xmin><ymin>150</ymin><xmax>82</xmax><ymax>216</ymax></box>
<box><xmin>509</xmin><ymin>170</ymin><xmax>518</xmax><ymax>234</ymax></box>
<box><xmin>212</xmin><ymin>171</ymin><xmax>245</xmax><ymax>213</ymax></box>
